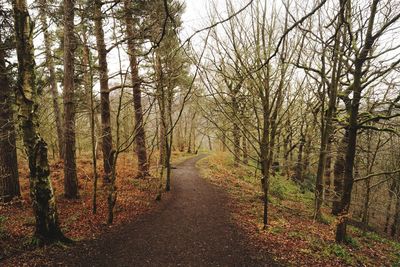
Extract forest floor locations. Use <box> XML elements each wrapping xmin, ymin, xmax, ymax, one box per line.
<box><xmin>2</xmin><ymin>152</ymin><xmax>399</xmax><ymax>266</ymax></box>
<box><xmin>0</xmin><ymin>151</ymin><xmax>195</xmax><ymax>266</ymax></box>
<box><xmin>197</xmin><ymin>152</ymin><xmax>400</xmax><ymax>266</ymax></box>
<box><xmin>1</xmin><ymin>154</ymin><xmax>279</xmax><ymax>266</ymax></box>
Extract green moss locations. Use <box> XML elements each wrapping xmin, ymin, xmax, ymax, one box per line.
<box><xmin>389</xmin><ymin>240</ymin><xmax>400</xmax><ymax>266</ymax></box>
<box><xmin>288</xmin><ymin>230</ymin><xmax>308</xmax><ymax>240</ymax></box>
<box><xmin>345</xmin><ymin>235</ymin><xmax>360</xmax><ymax>249</ymax></box>
<box><xmin>269</xmin><ymin>226</ymin><xmax>284</xmax><ymax>234</ymax></box>
<box><xmin>0</xmin><ymin>215</ymin><xmax>7</xmax><ymax>238</ymax></box>
<box><xmin>325</xmin><ymin>244</ymin><xmax>354</xmax><ymax>265</ymax></box>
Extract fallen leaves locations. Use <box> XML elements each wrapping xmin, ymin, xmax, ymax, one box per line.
<box><xmin>198</xmin><ymin>152</ymin><xmax>400</xmax><ymax>267</ymax></box>
<box><xmin>0</xmin><ymin>151</ymin><xmax>190</xmax><ymax>266</ymax></box>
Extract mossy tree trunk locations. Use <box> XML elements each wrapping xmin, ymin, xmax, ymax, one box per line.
<box><xmin>0</xmin><ymin>29</ymin><xmax>20</xmax><ymax>202</ymax></box>
<box><xmin>335</xmin><ymin>0</ymin><xmax>383</xmax><ymax>242</ymax></box>
<box><xmin>12</xmin><ymin>0</ymin><xmax>66</xmax><ymax>243</ymax></box>
<box><xmin>331</xmin><ymin>128</ymin><xmax>348</xmax><ymax>215</ymax></box>
<box><xmin>391</xmin><ymin>181</ymin><xmax>400</xmax><ymax>238</ymax></box>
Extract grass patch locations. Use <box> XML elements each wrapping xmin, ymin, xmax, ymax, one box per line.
<box><xmin>326</xmin><ymin>244</ymin><xmax>354</xmax><ymax>265</ymax></box>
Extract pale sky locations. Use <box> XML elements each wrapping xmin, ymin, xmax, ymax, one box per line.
<box><xmin>180</xmin><ymin>0</ymin><xmax>244</xmax><ymax>41</ymax></box>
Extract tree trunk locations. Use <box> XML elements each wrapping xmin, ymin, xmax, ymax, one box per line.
<box><xmin>0</xmin><ymin>30</ymin><xmax>20</xmax><ymax>202</ymax></box>
<box><xmin>221</xmin><ymin>132</ymin><xmax>227</xmax><ymax>152</ymax></box>
<box><xmin>384</xmin><ymin>180</ymin><xmax>395</xmax><ymax>233</ymax></box>
<box><xmin>187</xmin><ymin>125</ymin><xmax>192</xmax><ymax>153</ymax></box>
<box><xmin>261</xmin><ymin>75</ymin><xmax>271</xmax><ymax>228</ymax></box>
<box><xmin>232</xmin><ymin>124</ymin><xmax>240</xmax><ymax>166</ymax></box>
<box><xmin>38</xmin><ymin>0</ymin><xmax>64</xmax><ymax>160</ymax></box>
<box><xmin>62</xmin><ymin>0</ymin><xmax>78</xmax><ymax>199</ymax></box>
<box><xmin>165</xmin><ymin>84</ymin><xmax>174</xmax><ymax>191</ymax></box>
<box><xmin>155</xmin><ymin>52</ymin><xmax>166</xmax><ymax>165</ymax></box>
<box><xmin>231</xmin><ymin>92</ymin><xmax>241</xmax><ymax>167</ymax></box>
<box><xmin>361</xmin><ymin>179</ymin><xmax>371</xmax><ymax>230</ymax></box>
<box><xmin>12</xmin><ymin>0</ymin><xmax>66</xmax><ymax>243</ymax></box>
<box><xmin>94</xmin><ymin>0</ymin><xmax>114</xmax><ymax>183</ymax></box>
<box><xmin>81</xmin><ymin>25</ymin><xmax>99</xmax><ymax>214</ymax></box>
<box><xmin>314</xmin><ymin>10</ymin><xmax>343</xmax><ymax>219</ymax></box>
<box><xmin>261</xmin><ymin>130</ymin><xmax>271</xmax><ymax>228</ymax></box>
<box><xmin>332</xmin><ymin>128</ymin><xmax>348</xmax><ymax>215</ymax></box>
<box><xmin>294</xmin><ymin>135</ymin><xmax>305</xmax><ymax>183</ymax></box>
<box><xmin>391</xmin><ymin>182</ymin><xmax>400</xmax><ymax>237</ymax></box>
<box><xmin>124</xmin><ymin>0</ymin><xmax>149</xmax><ymax>178</ymax></box>
<box><xmin>159</xmin><ymin>114</ymin><xmax>166</xmax><ymax>163</ymax></box>
<box><xmin>242</xmin><ymin>134</ymin><xmax>248</xmax><ymax>164</ymax></box>
<box><xmin>324</xmin><ymin>137</ymin><xmax>333</xmax><ymax>202</ymax></box>
<box><xmin>187</xmin><ymin>112</ymin><xmax>196</xmax><ymax>154</ymax></box>
<box><xmin>302</xmin><ymin>136</ymin><xmax>311</xmax><ymax>178</ymax></box>
<box><xmin>335</xmin><ymin>0</ymin><xmax>380</xmax><ymax>243</ymax></box>
<box><xmin>335</xmin><ymin>74</ymin><xmax>361</xmax><ymax>243</ymax></box>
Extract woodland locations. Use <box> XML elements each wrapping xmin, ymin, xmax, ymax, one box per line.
<box><xmin>1</xmin><ymin>0</ymin><xmax>400</xmax><ymax>266</ymax></box>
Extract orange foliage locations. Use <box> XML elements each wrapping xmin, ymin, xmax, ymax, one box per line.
<box><xmin>0</xmin><ymin>153</ymin><xmax>161</xmax><ymax>264</ymax></box>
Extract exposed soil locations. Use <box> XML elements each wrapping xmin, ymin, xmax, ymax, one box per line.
<box><xmin>44</xmin><ymin>155</ymin><xmax>279</xmax><ymax>266</ymax></box>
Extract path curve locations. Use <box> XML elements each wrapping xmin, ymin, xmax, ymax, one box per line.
<box><xmin>55</xmin><ymin>155</ymin><xmax>278</xmax><ymax>267</ymax></box>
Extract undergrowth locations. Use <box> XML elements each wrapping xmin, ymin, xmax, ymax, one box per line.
<box><xmin>197</xmin><ymin>152</ymin><xmax>400</xmax><ymax>267</ymax></box>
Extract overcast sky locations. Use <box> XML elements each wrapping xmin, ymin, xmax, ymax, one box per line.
<box><xmin>180</xmin><ymin>0</ymin><xmax>244</xmax><ymax>41</ymax></box>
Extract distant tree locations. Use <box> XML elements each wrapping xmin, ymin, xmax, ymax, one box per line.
<box><xmin>38</xmin><ymin>0</ymin><xmax>64</xmax><ymax>160</ymax></box>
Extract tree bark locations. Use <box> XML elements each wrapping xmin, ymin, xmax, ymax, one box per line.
<box><xmin>361</xmin><ymin>179</ymin><xmax>371</xmax><ymax>229</ymax></box>
<box><xmin>62</xmin><ymin>0</ymin><xmax>78</xmax><ymax>199</ymax></box>
<box><xmin>335</xmin><ymin>67</ymin><xmax>361</xmax><ymax>243</ymax></box>
<box><xmin>81</xmin><ymin>25</ymin><xmax>99</xmax><ymax>214</ymax></box>
<box><xmin>165</xmin><ymin>87</ymin><xmax>173</xmax><ymax>191</ymax></box>
<box><xmin>155</xmin><ymin>52</ymin><xmax>166</xmax><ymax>165</ymax></box>
<box><xmin>0</xmin><ymin>30</ymin><xmax>20</xmax><ymax>202</ymax></box>
<box><xmin>38</xmin><ymin>0</ymin><xmax>64</xmax><ymax>160</ymax></box>
<box><xmin>12</xmin><ymin>0</ymin><xmax>66</xmax><ymax>243</ymax></box>
<box><xmin>221</xmin><ymin>132</ymin><xmax>227</xmax><ymax>152</ymax></box>
<box><xmin>231</xmin><ymin>93</ymin><xmax>240</xmax><ymax>167</ymax></box>
<box><xmin>94</xmin><ymin>0</ymin><xmax>114</xmax><ymax>183</ymax></box>
<box><xmin>332</xmin><ymin>128</ymin><xmax>348</xmax><ymax>215</ymax></box>
<box><xmin>242</xmin><ymin>134</ymin><xmax>248</xmax><ymax>164</ymax></box>
<box><xmin>324</xmin><ymin>137</ymin><xmax>333</xmax><ymax>201</ymax></box>
<box><xmin>123</xmin><ymin>0</ymin><xmax>149</xmax><ymax>178</ymax></box>
<box><xmin>384</xmin><ymin>180</ymin><xmax>395</xmax><ymax>233</ymax></box>
<box><xmin>294</xmin><ymin>134</ymin><xmax>305</xmax><ymax>183</ymax></box>
<box><xmin>335</xmin><ymin>0</ymin><xmax>381</xmax><ymax>242</ymax></box>
<box><xmin>391</xmin><ymin>181</ymin><xmax>400</xmax><ymax>237</ymax></box>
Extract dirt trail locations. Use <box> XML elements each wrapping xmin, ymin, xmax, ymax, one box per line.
<box><xmin>52</xmin><ymin>155</ymin><xmax>278</xmax><ymax>266</ymax></box>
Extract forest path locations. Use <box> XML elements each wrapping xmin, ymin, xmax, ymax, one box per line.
<box><xmin>56</xmin><ymin>155</ymin><xmax>277</xmax><ymax>267</ymax></box>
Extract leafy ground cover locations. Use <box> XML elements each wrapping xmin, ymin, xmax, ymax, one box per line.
<box><xmin>0</xmin><ymin>151</ymin><xmax>193</xmax><ymax>266</ymax></box>
<box><xmin>197</xmin><ymin>152</ymin><xmax>400</xmax><ymax>266</ymax></box>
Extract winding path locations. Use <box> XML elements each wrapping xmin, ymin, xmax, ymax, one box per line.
<box><xmin>56</xmin><ymin>155</ymin><xmax>278</xmax><ymax>266</ymax></box>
